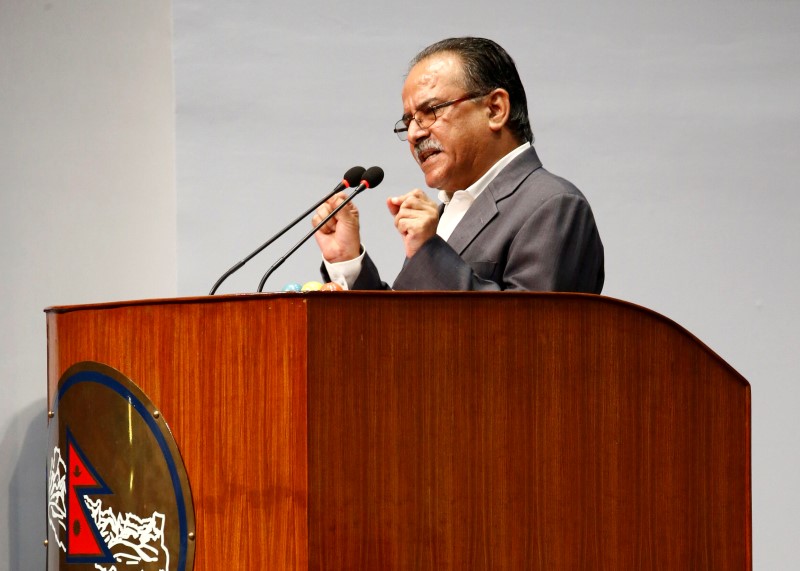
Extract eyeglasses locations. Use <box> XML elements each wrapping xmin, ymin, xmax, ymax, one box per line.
<box><xmin>393</xmin><ymin>92</ymin><xmax>488</xmax><ymax>141</ymax></box>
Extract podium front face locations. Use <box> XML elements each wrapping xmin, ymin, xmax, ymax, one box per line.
<box><xmin>46</xmin><ymin>293</ymin><xmax>751</xmax><ymax>570</ymax></box>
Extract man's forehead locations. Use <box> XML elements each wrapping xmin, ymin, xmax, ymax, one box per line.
<box><xmin>409</xmin><ymin>53</ymin><xmax>462</xmax><ymax>84</ymax></box>
<box><xmin>403</xmin><ymin>54</ymin><xmax>463</xmax><ymax>103</ymax></box>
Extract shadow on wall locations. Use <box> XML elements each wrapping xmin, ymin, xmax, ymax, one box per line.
<box><xmin>3</xmin><ymin>398</ymin><xmax>47</xmax><ymax>571</ymax></box>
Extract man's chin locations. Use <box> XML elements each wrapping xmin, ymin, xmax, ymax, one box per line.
<box><xmin>424</xmin><ymin>176</ymin><xmax>444</xmax><ymax>190</ymax></box>
<box><xmin>422</xmin><ymin>165</ymin><xmax>446</xmax><ymax>190</ymax></box>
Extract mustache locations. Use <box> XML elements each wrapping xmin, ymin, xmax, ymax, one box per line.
<box><xmin>414</xmin><ymin>139</ymin><xmax>443</xmax><ymax>161</ymax></box>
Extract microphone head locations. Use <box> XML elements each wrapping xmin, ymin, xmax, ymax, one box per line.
<box><xmin>361</xmin><ymin>166</ymin><xmax>385</xmax><ymax>189</ymax></box>
<box><xmin>342</xmin><ymin>166</ymin><xmax>366</xmax><ymax>188</ymax></box>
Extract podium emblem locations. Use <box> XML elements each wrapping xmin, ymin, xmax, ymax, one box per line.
<box><xmin>47</xmin><ymin>362</ymin><xmax>195</xmax><ymax>570</ymax></box>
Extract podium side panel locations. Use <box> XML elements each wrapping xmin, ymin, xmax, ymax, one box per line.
<box><xmin>47</xmin><ymin>297</ymin><xmax>310</xmax><ymax>570</ymax></box>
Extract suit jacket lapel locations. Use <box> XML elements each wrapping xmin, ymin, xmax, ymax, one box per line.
<box><xmin>446</xmin><ymin>146</ymin><xmax>543</xmax><ymax>255</ymax></box>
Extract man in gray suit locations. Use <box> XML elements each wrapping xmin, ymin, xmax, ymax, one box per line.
<box><xmin>314</xmin><ymin>37</ymin><xmax>604</xmax><ymax>293</ymax></box>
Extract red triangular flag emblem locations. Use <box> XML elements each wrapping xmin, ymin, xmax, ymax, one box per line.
<box><xmin>66</xmin><ymin>439</ymin><xmax>107</xmax><ymax>557</ymax></box>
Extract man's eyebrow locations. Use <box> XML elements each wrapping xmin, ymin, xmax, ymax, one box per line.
<box><xmin>401</xmin><ymin>97</ymin><xmax>440</xmax><ymax>120</ymax></box>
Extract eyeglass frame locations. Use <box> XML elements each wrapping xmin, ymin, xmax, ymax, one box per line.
<box><xmin>393</xmin><ymin>92</ymin><xmax>490</xmax><ymax>141</ymax></box>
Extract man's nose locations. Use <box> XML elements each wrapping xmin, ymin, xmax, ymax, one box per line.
<box><xmin>407</xmin><ymin>119</ymin><xmax>430</xmax><ymax>145</ymax></box>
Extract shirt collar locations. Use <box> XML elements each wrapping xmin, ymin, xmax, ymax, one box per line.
<box><xmin>438</xmin><ymin>142</ymin><xmax>531</xmax><ymax>205</ymax></box>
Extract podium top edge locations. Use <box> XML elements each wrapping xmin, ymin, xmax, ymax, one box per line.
<box><xmin>42</xmin><ymin>291</ymin><xmax>751</xmax><ymax>388</ymax></box>
<box><xmin>44</xmin><ymin>290</ymin><xmax>606</xmax><ymax>313</ymax></box>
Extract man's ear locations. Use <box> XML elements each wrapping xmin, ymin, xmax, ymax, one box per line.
<box><xmin>486</xmin><ymin>88</ymin><xmax>511</xmax><ymax>132</ymax></box>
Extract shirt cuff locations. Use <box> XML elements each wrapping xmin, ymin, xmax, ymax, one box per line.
<box><xmin>322</xmin><ymin>247</ymin><xmax>365</xmax><ymax>290</ymax></box>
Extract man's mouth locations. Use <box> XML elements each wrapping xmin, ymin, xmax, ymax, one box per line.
<box><xmin>415</xmin><ymin>140</ymin><xmax>443</xmax><ymax>164</ymax></box>
<box><xmin>418</xmin><ymin>149</ymin><xmax>440</xmax><ymax>164</ymax></box>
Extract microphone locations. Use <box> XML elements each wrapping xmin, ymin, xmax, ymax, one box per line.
<box><xmin>346</xmin><ymin>165</ymin><xmax>384</xmax><ymax>194</ymax></box>
<box><xmin>256</xmin><ymin>166</ymin><xmax>384</xmax><ymax>292</ymax></box>
<box><xmin>208</xmin><ymin>166</ymin><xmax>366</xmax><ymax>295</ymax></box>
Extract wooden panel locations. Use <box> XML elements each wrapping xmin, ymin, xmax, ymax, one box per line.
<box><xmin>47</xmin><ymin>295</ymin><xmax>310</xmax><ymax>570</ymax></box>
<box><xmin>47</xmin><ymin>292</ymin><xmax>751</xmax><ymax>570</ymax></box>
<box><xmin>305</xmin><ymin>293</ymin><xmax>750</xmax><ymax>570</ymax></box>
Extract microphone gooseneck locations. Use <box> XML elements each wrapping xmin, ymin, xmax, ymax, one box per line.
<box><xmin>208</xmin><ymin>166</ymin><xmax>366</xmax><ymax>295</ymax></box>
<box><xmin>256</xmin><ymin>166</ymin><xmax>384</xmax><ymax>293</ymax></box>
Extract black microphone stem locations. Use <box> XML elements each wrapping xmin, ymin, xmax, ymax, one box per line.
<box><xmin>209</xmin><ymin>187</ymin><xmax>344</xmax><ymax>295</ymax></box>
<box><xmin>256</xmin><ymin>186</ymin><xmax>366</xmax><ymax>293</ymax></box>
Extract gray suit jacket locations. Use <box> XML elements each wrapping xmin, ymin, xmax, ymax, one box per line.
<box><xmin>337</xmin><ymin>146</ymin><xmax>604</xmax><ymax>293</ymax></box>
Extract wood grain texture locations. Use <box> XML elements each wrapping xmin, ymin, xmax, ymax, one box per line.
<box><xmin>47</xmin><ymin>295</ymin><xmax>310</xmax><ymax>570</ymax></box>
<box><xmin>304</xmin><ymin>293</ymin><xmax>750</xmax><ymax>570</ymax></box>
<box><xmin>46</xmin><ymin>292</ymin><xmax>751</xmax><ymax>570</ymax></box>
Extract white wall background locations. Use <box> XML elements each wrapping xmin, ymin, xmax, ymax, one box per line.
<box><xmin>1</xmin><ymin>1</ymin><xmax>797</xmax><ymax>569</ymax></box>
<box><xmin>0</xmin><ymin>1</ymin><xmax>176</xmax><ymax>569</ymax></box>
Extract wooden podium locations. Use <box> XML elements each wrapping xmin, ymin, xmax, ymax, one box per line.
<box><xmin>46</xmin><ymin>292</ymin><xmax>751</xmax><ymax>569</ymax></box>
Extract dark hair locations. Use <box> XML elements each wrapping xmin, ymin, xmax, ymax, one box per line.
<box><xmin>410</xmin><ymin>37</ymin><xmax>534</xmax><ymax>144</ymax></box>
